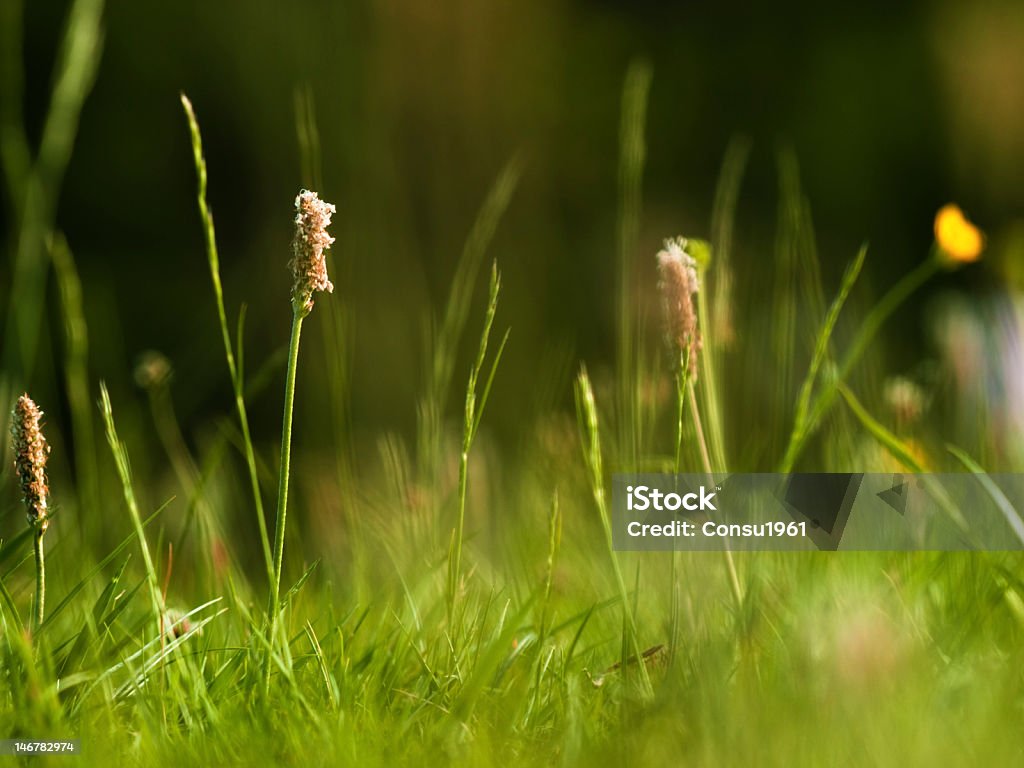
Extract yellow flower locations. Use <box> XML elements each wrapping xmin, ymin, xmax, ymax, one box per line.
<box><xmin>934</xmin><ymin>204</ymin><xmax>984</xmax><ymax>263</ymax></box>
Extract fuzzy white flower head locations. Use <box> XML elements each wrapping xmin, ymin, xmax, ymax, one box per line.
<box><xmin>656</xmin><ymin>237</ymin><xmax>702</xmax><ymax>379</ymax></box>
<box><xmin>11</xmin><ymin>394</ymin><xmax>50</xmax><ymax>531</ymax></box>
<box><xmin>290</xmin><ymin>190</ymin><xmax>336</xmax><ymax>316</ymax></box>
<box><xmin>656</xmin><ymin>237</ymin><xmax>700</xmax><ymax>293</ymax></box>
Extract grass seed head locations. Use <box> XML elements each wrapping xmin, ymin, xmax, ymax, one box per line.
<box><xmin>163</xmin><ymin>608</ymin><xmax>197</xmax><ymax>639</ymax></box>
<box><xmin>884</xmin><ymin>376</ymin><xmax>927</xmax><ymax>427</ymax></box>
<box><xmin>11</xmin><ymin>394</ymin><xmax>50</xmax><ymax>532</ymax></box>
<box><xmin>290</xmin><ymin>189</ymin><xmax>336</xmax><ymax>316</ymax></box>
<box><xmin>134</xmin><ymin>350</ymin><xmax>173</xmax><ymax>391</ymax></box>
<box><xmin>657</xmin><ymin>237</ymin><xmax>702</xmax><ymax>380</ymax></box>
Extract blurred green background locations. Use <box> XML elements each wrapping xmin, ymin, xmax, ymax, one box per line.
<box><xmin>5</xmin><ymin>7</ymin><xmax>1024</xmax><ymax>761</ymax></box>
<box><xmin>4</xmin><ymin>0</ymin><xmax>1024</xmax><ymax>531</ymax></box>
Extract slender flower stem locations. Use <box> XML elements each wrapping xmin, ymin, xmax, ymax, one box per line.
<box><xmin>262</xmin><ymin>187</ymin><xmax>335</xmax><ymax>693</ymax></box>
<box><xmin>673</xmin><ymin>349</ymin><xmax>691</xmax><ymax>475</ymax></box>
<box><xmin>670</xmin><ymin>367</ymin><xmax>688</xmax><ymax>669</ymax></box>
<box><xmin>688</xmin><ymin>382</ymin><xmax>713</xmax><ymax>480</ymax></box>
<box><xmin>688</xmin><ymin>381</ymin><xmax>743</xmax><ymax>609</ymax></box>
<box><xmin>674</xmin><ymin>372</ymin><xmax>686</xmax><ymax>475</ymax></box>
<box><xmin>33</xmin><ymin>527</ymin><xmax>45</xmax><ymax>632</ymax></box>
<box><xmin>696</xmin><ymin>265</ymin><xmax>727</xmax><ymax>471</ymax></box>
<box><xmin>265</xmin><ymin>311</ymin><xmax>304</xmax><ymax>689</ymax></box>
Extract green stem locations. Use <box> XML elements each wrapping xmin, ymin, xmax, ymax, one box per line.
<box><xmin>449</xmin><ymin>439</ymin><xmax>470</xmax><ymax>621</ymax></box>
<box><xmin>674</xmin><ymin>370</ymin><xmax>686</xmax><ymax>475</ymax></box>
<box><xmin>836</xmin><ymin>258</ymin><xmax>939</xmax><ymax>387</ymax></box>
<box><xmin>32</xmin><ymin>527</ymin><xmax>45</xmax><ymax>633</ymax></box>
<box><xmin>265</xmin><ymin>310</ymin><xmax>304</xmax><ymax>690</ymax></box>
<box><xmin>671</xmin><ymin>366</ymin><xmax>687</xmax><ymax>669</ymax></box>
<box><xmin>616</xmin><ymin>61</ymin><xmax>651</xmax><ymax>469</ymax></box>
<box><xmin>780</xmin><ymin>257</ymin><xmax>939</xmax><ymax>472</ymax></box>
<box><xmin>688</xmin><ymin>382</ymin><xmax>714</xmax><ymax>479</ymax></box>
<box><xmin>181</xmin><ymin>94</ymin><xmax>274</xmax><ymax>588</ymax></box>
<box><xmin>688</xmin><ymin>381</ymin><xmax>743</xmax><ymax>609</ymax></box>
<box><xmin>696</xmin><ymin>265</ymin><xmax>727</xmax><ymax>471</ymax></box>
<box><xmin>576</xmin><ymin>369</ymin><xmax>652</xmax><ymax>697</ymax></box>
<box><xmin>100</xmin><ymin>384</ymin><xmax>166</xmax><ymax>623</ymax></box>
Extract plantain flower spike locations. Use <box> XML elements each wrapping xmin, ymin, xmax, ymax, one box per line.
<box><xmin>290</xmin><ymin>189</ymin><xmax>336</xmax><ymax>316</ymax></box>
<box><xmin>11</xmin><ymin>394</ymin><xmax>50</xmax><ymax>532</ymax></box>
<box><xmin>657</xmin><ymin>237</ymin><xmax>702</xmax><ymax>380</ymax></box>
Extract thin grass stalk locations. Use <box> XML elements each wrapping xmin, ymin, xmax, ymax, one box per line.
<box><xmin>180</xmin><ymin>94</ymin><xmax>275</xmax><ymax>588</ymax></box>
<box><xmin>687</xmin><ymin>382</ymin><xmax>714</xmax><ymax>478</ymax></box>
<box><xmin>673</xmin><ymin>355</ymin><xmax>689</xmax><ymax>475</ymax></box>
<box><xmin>709</xmin><ymin>137</ymin><xmax>750</xmax><ymax>357</ymax></box>
<box><xmin>780</xmin><ymin>253</ymin><xmax>936</xmax><ymax>472</ymax></box>
<box><xmin>266</xmin><ymin>313</ymin><xmax>301</xmax><ymax>626</ymax></box>
<box><xmin>779</xmin><ymin>246</ymin><xmax>867</xmax><ymax>472</ymax></box>
<box><xmin>670</xmin><ymin>354</ymin><xmax>691</xmax><ymax>669</ymax></box>
<box><xmin>99</xmin><ymin>384</ymin><xmax>165</xmax><ymax>624</ymax></box>
<box><xmin>50</xmin><ymin>235</ymin><xmax>99</xmax><ymax>529</ymax></box>
<box><xmin>32</xmin><ymin>529</ymin><xmax>44</xmax><ymax>631</ymax></box>
<box><xmin>695</xmin><ymin>265</ymin><xmax>727</xmax><ymax>471</ymax></box>
<box><xmin>448</xmin><ymin>262</ymin><xmax>504</xmax><ymax>621</ymax></box>
<box><xmin>540</xmin><ymin>490</ymin><xmax>561</xmax><ymax>642</ymax></box>
<box><xmin>267</xmin><ymin>312</ymin><xmax>304</xmax><ymax>660</ymax></box>
<box><xmin>616</xmin><ymin>60</ymin><xmax>651</xmax><ymax>469</ymax></box>
<box><xmin>420</xmin><ymin>160</ymin><xmax>519</xmax><ymax>492</ymax></box>
<box><xmin>838</xmin><ymin>382</ymin><xmax>970</xmax><ymax>535</ymax></box>
<box><xmin>686</xmin><ymin>381</ymin><xmax>742</xmax><ymax>608</ymax></box>
<box><xmin>527</xmin><ymin>489</ymin><xmax>561</xmax><ymax>719</ymax></box>
<box><xmin>575</xmin><ymin>367</ymin><xmax>652</xmax><ymax>696</ymax></box>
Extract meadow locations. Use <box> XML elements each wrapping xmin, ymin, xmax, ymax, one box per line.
<box><xmin>3</xmin><ymin>2</ymin><xmax>1024</xmax><ymax>766</ymax></box>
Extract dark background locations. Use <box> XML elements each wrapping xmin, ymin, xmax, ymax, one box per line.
<box><xmin>6</xmin><ymin>0</ymin><xmax>1024</xmax><ymax>460</ymax></box>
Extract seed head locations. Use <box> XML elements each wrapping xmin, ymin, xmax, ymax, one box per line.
<box><xmin>163</xmin><ymin>608</ymin><xmax>198</xmax><ymax>640</ymax></box>
<box><xmin>657</xmin><ymin>237</ymin><xmax>702</xmax><ymax>379</ymax></box>
<box><xmin>290</xmin><ymin>189</ymin><xmax>336</xmax><ymax>316</ymax></box>
<box><xmin>884</xmin><ymin>376</ymin><xmax>926</xmax><ymax>427</ymax></box>
<box><xmin>11</xmin><ymin>394</ymin><xmax>50</xmax><ymax>531</ymax></box>
<box><xmin>133</xmin><ymin>350</ymin><xmax>173</xmax><ymax>391</ymax></box>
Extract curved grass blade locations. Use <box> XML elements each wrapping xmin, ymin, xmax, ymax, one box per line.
<box><xmin>948</xmin><ymin>445</ymin><xmax>1024</xmax><ymax>546</ymax></box>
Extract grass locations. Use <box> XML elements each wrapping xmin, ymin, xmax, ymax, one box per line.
<box><xmin>2</xmin><ymin>10</ymin><xmax>1024</xmax><ymax>768</ymax></box>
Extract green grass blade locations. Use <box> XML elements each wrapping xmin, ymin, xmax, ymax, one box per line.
<box><xmin>0</xmin><ymin>527</ymin><xmax>33</xmax><ymax>571</ymax></box>
<box><xmin>616</xmin><ymin>58</ymin><xmax>652</xmax><ymax>468</ymax></box>
<box><xmin>41</xmin><ymin>501</ymin><xmax>170</xmax><ymax>633</ymax></box>
<box><xmin>180</xmin><ymin>93</ymin><xmax>274</xmax><ymax>589</ymax></box>
<box><xmin>420</xmin><ymin>158</ymin><xmax>520</xmax><ymax>485</ymax></box>
<box><xmin>99</xmin><ymin>382</ymin><xmax>165</xmax><ymax>624</ymax></box>
<box><xmin>948</xmin><ymin>445</ymin><xmax>1024</xmax><ymax>545</ymax></box>
<box><xmin>780</xmin><ymin>246</ymin><xmax>867</xmax><ymax>471</ymax></box>
<box><xmin>449</xmin><ymin>261</ymin><xmax>505</xmax><ymax>619</ymax></box>
<box><xmin>50</xmin><ymin>234</ymin><xmax>99</xmax><ymax>522</ymax></box>
<box><xmin>837</xmin><ymin>382</ymin><xmax>926</xmax><ymax>472</ymax></box>
<box><xmin>574</xmin><ymin>366</ymin><xmax>651</xmax><ymax>696</ymax></box>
